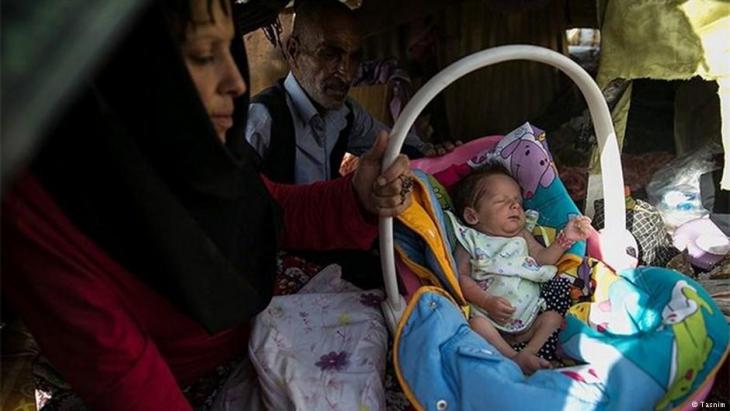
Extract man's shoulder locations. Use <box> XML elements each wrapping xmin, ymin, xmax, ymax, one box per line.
<box><xmin>248</xmin><ymin>102</ymin><xmax>273</xmax><ymax>121</ymax></box>
<box><xmin>251</xmin><ymin>83</ymin><xmax>287</xmax><ymax>105</ymax></box>
<box><xmin>249</xmin><ymin>84</ymin><xmax>296</xmax><ymax>124</ymax></box>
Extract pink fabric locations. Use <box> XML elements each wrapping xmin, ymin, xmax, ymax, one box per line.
<box><xmin>584</xmin><ymin>228</ymin><xmax>604</xmax><ymax>261</ymax></box>
<box><xmin>410</xmin><ymin>135</ymin><xmax>503</xmax><ymax>175</ymax></box>
<box><xmin>432</xmin><ymin>164</ymin><xmax>473</xmax><ymax>192</ymax></box>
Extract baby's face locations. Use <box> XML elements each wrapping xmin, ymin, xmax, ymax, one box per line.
<box><xmin>469</xmin><ymin>174</ymin><xmax>525</xmax><ymax>237</ymax></box>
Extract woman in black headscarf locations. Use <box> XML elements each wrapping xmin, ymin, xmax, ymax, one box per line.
<box><xmin>1</xmin><ymin>0</ymin><xmax>411</xmax><ymax>409</ymax></box>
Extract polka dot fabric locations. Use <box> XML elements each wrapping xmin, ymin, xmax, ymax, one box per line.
<box><xmin>511</xmin><ymin>277</ymin><xmax>572</xmax><ymax>361</ymax></box>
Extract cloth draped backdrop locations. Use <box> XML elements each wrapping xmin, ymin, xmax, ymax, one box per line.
<box><xmin>363</xmin><ymin>0</ymin><xmax>569</xmax><ymax>141</ymax></box>
<box><xmin>597</xmin><ymin>0</ymin><xmax>730</xmax><ymax>188</ymax></box>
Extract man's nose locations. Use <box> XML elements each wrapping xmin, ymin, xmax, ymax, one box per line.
<box><xmin>336</xmin><ymin>55</ymin><xmax>357</xmax><ymax>79</ymax></box>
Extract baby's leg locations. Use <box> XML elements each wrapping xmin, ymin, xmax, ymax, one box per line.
<box><xmin>511</xmin><ymin>311</ymin><xmax>563</xmax><ymax>374</ymax></box>
<box><xmin>469</xmin><ymin>316</ymin><xmax>518</xmax><ymax>359</ymax></box>
<box><xmin>520</xmin><ymin>311</ymin><xmax>563</xmax><ymax>355</ymax></box>
<box><xmin>470</xmin><ymin>317</ymin><xmax>545</xmax><ymax>375</ymax></box>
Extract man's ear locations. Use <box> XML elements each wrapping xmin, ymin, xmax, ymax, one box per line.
<box><xmin>463</xmin><ymin>207</ymin><xmax>479</xmax><ymax>226</ymax></box>
<box><xmin>285</xmin><ymin>35</ymin><xmax>300</xmax><ymax>68</ymax></box>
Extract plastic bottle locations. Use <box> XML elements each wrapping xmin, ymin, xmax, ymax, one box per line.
<box><xmin>525</xmin><ymin>209</ymin><xmax>539</xmax><ymax>232</ymax></box>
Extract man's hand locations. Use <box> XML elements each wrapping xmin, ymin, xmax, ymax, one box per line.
<box><xmin>353</xmin><ymin>131</ymin><xmax>413</xmax><ymax>217</ymax></box>
<box><xmin>482</xmin><ymin>295</ymin><xmax>516</xmax><ymax>324</ymax></box>
<box><xmin>422</xmin><ymin>140</ymin><xmax>464</xmax><ymax>157</ymax></box>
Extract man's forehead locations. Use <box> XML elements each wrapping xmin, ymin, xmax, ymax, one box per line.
<box><xmin>300</xmin><ymin>11</ymin><xmax>360</xmax><ymax>43</ymax></box>
<box><xmin>311</xmin><ymin>26</ymin><xmax>361</xmax><ymax>49</ymax></box>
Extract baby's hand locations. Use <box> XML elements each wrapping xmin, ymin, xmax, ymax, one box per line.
<box><xmin>483</xmin><ymin>295</ymin><xmax>516</xmax><ymax>324</ymax></box>
<box><xmin>563</xmin><ymin>216</ymin><xmax>592</xmax><ymax>242</ymax></box>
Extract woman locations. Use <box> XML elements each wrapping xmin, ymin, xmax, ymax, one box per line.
<box><xmin>1</xmin><ymin>0</ymin><xmax>412</xmax><ymax>409</ymax></box>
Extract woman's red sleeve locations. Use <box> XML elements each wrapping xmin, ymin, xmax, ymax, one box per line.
<box><xmin>1</xmin><ymin>176</ymin><xmax>193</xmax><ymax>411</ymax></box>
<box><xmin>263</xmin><ymin>174</ymin><xmax>378</xmax><ymax>251</ymax></box>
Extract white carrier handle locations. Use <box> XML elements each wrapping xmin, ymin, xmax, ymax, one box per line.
<box><xmin>379</xmin><ymin>45</ymin><xmax>631</xmax><ymax>331</ymax></box>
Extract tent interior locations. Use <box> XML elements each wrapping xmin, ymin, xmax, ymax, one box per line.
<box><xmin>246</xmin><ymin>0</ymin><xmax>727</xmax><ymax>212</ymax></box>
<box><xmin>1</xmin><ymin>0</ymin><xmax>728</xmax><ymax>409</ymax></box>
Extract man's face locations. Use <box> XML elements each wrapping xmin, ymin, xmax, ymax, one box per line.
<box><xmin>289</xmin><ymin>15</ymin><xmax>363</xmax><ymax>110</ymax></box>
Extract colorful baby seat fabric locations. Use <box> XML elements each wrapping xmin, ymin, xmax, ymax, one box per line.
<box><xmin>446</xmin><ymin>210</ymin><xmax>555</xmax><ymax>333</ymax></box>
<box><xmin>395</xmin><ymin>198</ymin><xmax>729</xmax><ymax>411</ymax></box>
<box><xmin>562</xmin><ymin>267</ymin><xmax>729</xmax><ymax>410</ymax></box>
<box><xmin>392</xmin><ymin>123</ymin><xmax>729</xmax><ymax>410</ymax></box>
<box><xmin>396</xmin><ymin>287</ymin><xmax>634</xmax><ymax>411</ymax></box>
<box><xmin>394</xmin><ymin>168</ymin><xmax>465</xmax><ymax>304</ymax></box>
<box><xmin>248</xmin><ymin>265</ymin><xmax>388</xmax><ymax>411</ymax></box>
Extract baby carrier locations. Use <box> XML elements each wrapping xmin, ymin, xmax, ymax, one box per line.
<box><xmin>377</xmin><ymin>45</ymin><xmax>729</xmax><ymax>411</ymax></box>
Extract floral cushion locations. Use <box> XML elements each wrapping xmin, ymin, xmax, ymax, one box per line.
<box><xmin>248</xmin><ymin>265</ymin><xmax>389</xmax><ymax>411</ymax></box>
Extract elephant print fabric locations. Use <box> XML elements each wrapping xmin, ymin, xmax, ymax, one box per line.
<box><xmin>466</xmin><ymin>122</ymin><xmax>555</xmax><ymax>200</ymax></box>
<box><xmin>498</xmin><ymin>130</ymin><xmax>555</xmax><ymax>199</ymax></box>
<box><xmin>467</xmin><ymin>122</ymin><xmax>557</xmax><ymax>201</ymax></box>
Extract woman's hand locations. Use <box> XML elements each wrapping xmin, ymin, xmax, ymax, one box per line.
<box><xmin>353</xmin><ymin>131</ymin><xmax>414</xmax><ymax>217</ymax></box>
<box><xmin>482</xmin><ymin>295</ymin><xmax>516</xmax><ymax>324</ymax></box>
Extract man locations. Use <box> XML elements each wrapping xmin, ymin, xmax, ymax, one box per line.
<box><xmin>246</xmin><ymin>0</ymin><xmax>455</xmax><ymax>185</ymax></box>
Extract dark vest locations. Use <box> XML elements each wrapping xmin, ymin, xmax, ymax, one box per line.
<box><xmin>251</xmin><ymin>80</ymin><xmax>354</xmax><ymax>184</ymax></box>
<box><xmin>250</xmin><ymin>80</ymin><xmax>382</xmax><ymax>289</ymax></box>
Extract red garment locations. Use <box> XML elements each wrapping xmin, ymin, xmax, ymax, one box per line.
<box><xmin>1</xmin><ymin>173</ymin><xmax>377</xmax><ymax>411</ymax></box>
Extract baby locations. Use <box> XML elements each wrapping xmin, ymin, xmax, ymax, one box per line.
<box><xmin>446</xmin><ymin>163</ymin><xmax>591</xmax><ymax>375</ymax></box>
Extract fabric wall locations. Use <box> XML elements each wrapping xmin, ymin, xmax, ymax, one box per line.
<box><xmin>244</xmin><ymin>13</ymin><xmax>292</xmax><ymax>96</ymax></box>
<box><xmin>249</xmin><ymin>1</ymin><xmax>573</xmax><ymax>144</ymax></box>
<box><xmin>363</xmin><ymin>0</ymin><xmax>571</xmax><ymax>141</ymax></box>
<box><xmin>597</xmin><ymin>0</ymin><xmax>730</xmax><ymax>188</ymax></box>
<box><xmin>436</xmin><ymin>0</ymin><xmax>569</xmax><ymax>140</ymax></box>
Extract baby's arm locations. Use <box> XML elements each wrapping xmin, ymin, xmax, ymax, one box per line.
<box><xmin>456</xmin><ymin>245</ymin><xmax>515</xmax><ymax>324</ymax></box>
<box><xmin>521</xmin><ymin>229</ymin><xmax>565</xmax><ymax>266</ymax></box>
<box><xmin>522</xmin><ymin>216</ymin><xmax>593</xmax><ymax>266</ymax></box>
<box><xmin>455</xmin><ymin>243</ymin><xmax>473</xmax><ymax>279</ymax></box>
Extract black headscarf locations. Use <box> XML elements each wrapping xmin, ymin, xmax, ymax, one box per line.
<box><xmin>31</xmin><ymin>0</ymin><xmax>282</xmax><ymax>333</ymax></box>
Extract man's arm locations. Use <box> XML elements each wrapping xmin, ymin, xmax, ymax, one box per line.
<box><xmin>345</xmin><ymin>98</ymin><xmax>426</xmax><ymax>157</ymax></box>
<box><xmin>245</xmin><ymin>103</ymin><xmax>274</xmax><ymax>158</ymax></box>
